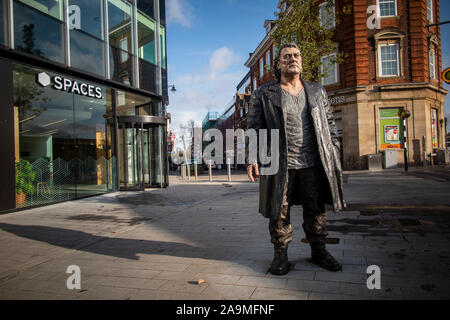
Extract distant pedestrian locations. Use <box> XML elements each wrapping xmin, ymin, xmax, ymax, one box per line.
<box><xmin>246</xmin><ymin>43</ymin><xmax>346</xmax><ymax>274</ymax></box>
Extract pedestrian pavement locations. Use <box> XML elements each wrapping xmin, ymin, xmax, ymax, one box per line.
<box><xmin>1</xmin><ymin>167</ymin><xmax>450</xmax><ymax>300</ymax></box>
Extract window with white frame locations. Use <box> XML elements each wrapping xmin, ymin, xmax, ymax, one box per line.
<box><xmin>273</xmin><ymin>44</ymin><xmax>277</xmax><ymax>58</ymax></box>
<box><xmin>429</xmin><ymin>48</ymin><xmax>436</xmax><ymax>79</ymax></box>
<box><xmin>266</xmin><ymin>50</ymin><xmax>271</xmax><ymax>68</ymax></box>
<box><xmin>319</xmin><ymin>0</ymin><xmax>335</xmax><ymax>29</ymax></box>
<box><xmin>253</xmin><ymin>77</ymin><xmax>257</xmax><ymax>90</ymax></box>
<box><xmin>321</xmin><ymin>53</ymin><xmax>338</xmax><ymax>85</ymax></box>
<box><xmin>427</xmin><ymin>0</ymin><xmax>433</xmax><ymax>23</ymax></box>
<box><xmin>378</xmin><ymin>43</ymin><xmax>400</xmax><ymax>76</ymax></box>
<box><xmin>259</xmin><ymin>58</ymin><xmax>264</xmax><ymax>78</ymax></box>
<box><xmin>378</xmin><ymin>0</ymin><xmax>397</xmax><ymax>17</ymax></box>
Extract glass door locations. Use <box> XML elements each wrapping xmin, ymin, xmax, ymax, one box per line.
<box><xmin>118</xmin><ymin>122</ymin><xmax>145</xmax><ymax>191</ymax></box>
<box><xmin>137</xmin><ymin>126</ymin><xmax>164</xmax><ymax>188</ymax></box>
<box><xmin>148</xmin><ymin>125</ymin><xmax>164</xmax><ymax>187</ymax></box>
<box><xmin>116</xmin><ymin>116</ymin><xmax>167</xmax><ymax>190</ymax></box>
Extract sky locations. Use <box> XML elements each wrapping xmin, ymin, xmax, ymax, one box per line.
<box><xmin>165</xmin><ymin>0</ymin><xmax>450</xmax><ymax>138</ymax></box>
<box><xmin>440</xmin><ymin>1</ymin><xmax>450</xmax><ymax>132</ymax></box>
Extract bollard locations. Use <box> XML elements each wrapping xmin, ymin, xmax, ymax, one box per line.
<box><xmin>227</xmin><ymin>158</ymin><xmax>232</xmax><ymax>182</ymax></box>
<box><xmin>194</xmin><ymin>161</ymin><xmax>198</xmax><ymax>181</ymax></box>
<box><xmin>422</xmin><ymin>135</ymin><xmax>427</xmax><ymax>167</ymax></box>
<box><xmin>209</xmin><ymin>161</ymin><xmax>212</xmax><ymax>182</ymax></box>
<box><xmin>187</xmin><ymin>163</ymin><xmax>191</xmax><ymax>181</ymax></box>
<box><xmin>181</xmin><ymin>165</ymin><xmax>185</xmax><ymax>180</ymax></box>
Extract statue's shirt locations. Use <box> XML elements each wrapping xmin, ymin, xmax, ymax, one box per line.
<box><xmin>282</xmin><ymin>87</ymin><xmax>321</xmax><ymax>169</ymax></box>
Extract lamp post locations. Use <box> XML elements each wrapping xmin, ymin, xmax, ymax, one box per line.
<box><xmin>398</xmin><ymin>110</ymin><xmax>411</xmax><ymax>171</ymax></box>
<box><xmin>166</xmin><ymin>84</ymin><xmax>177</xmax><ymax>173</ymax></box>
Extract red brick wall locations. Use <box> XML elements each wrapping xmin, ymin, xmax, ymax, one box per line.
<box><xmin>250</xmin><ymin>44</ymin><xmax>275</xmax><ymax>91</ymax></box>
<box><xmin>409</xmin><ymin>0</ymin><xmax>428</xmax><ymax>83</ymax></box>
<box><xmin>218</xmin><ymin>114</ymin><xmax>235</xmax><ymax>154</ymax></box>
<box><xmin>330</xmin><ymin>0</ymin><xmax>443</xmax><ymax>90</ymax></box>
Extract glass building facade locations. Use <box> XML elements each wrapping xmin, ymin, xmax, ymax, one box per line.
<box><xmin>0</xmin><ymin>0</ymin><xmax>168</xmax><ymax>211</ymax></box>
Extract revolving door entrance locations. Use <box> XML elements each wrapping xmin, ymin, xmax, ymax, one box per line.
<box><xmin>117</xmin><ymin>116</ymin><xmax>166</xmax><ymax>191</ymax></box>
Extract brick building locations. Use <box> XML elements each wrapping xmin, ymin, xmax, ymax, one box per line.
<box><xmin>243</xmin><ymin>0</ymin><xmax>448</xmax><ymax>170</ymax></box>
<box><xmin>245</xmin><ymin>20</ymin><xmax>277</xmax><ymax>93</ymax></box>
<box><xmin>234</xmin><ymin>72</ymin><xmax>252</xmax><ymax>131</ymax></box>
<box><xmin>217</xmin><ymin>101</ymin><xmax>235</xmax><ymax>165</ymax></box>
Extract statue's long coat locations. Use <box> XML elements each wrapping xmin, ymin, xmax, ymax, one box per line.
<box><xmin>247</xmin><ymin>80</ymin><xmax>346</xmax><ymax>219</ymax></box>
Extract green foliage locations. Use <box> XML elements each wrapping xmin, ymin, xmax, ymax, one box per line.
<box><xmin>272</xmin><ymin>0</ymin><xmax>351</xmax><ymax>83</ymax></box>
<box><xmin>15</xmin><ymin>159</ymin><xmax>36</xmax><ymax>195</ymax></box>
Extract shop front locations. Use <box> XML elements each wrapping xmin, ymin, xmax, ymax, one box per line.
<box><xmin>0</xmin><ymin>0</ymin><xmax>169</xmax><ymax>212</ymax></box>
<box><xmin>3</xmin><ymin>61</ymin><xmax>167</xmax><ymax>211</ymax></box>
<box><xmin>326</xmin><ymin>84</ymin><xmax>447</xmax><ymax>170</ymax></box>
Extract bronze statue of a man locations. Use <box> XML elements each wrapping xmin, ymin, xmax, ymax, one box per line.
<box><xmin>247</xmin><ymin>43</ymin><xmax>346</xmax><ymax>274</ymax></box>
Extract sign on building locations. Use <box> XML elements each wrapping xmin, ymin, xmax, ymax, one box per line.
<box><xmin>380</xmin><ymin>108</ymin><xmax>403</xmax><ymax>149</ymax></box>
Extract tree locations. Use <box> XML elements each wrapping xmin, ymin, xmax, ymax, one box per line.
<box><xmin>271</xmin><ymin>0</ymin><xmax>351</xmax><ymax>83</ymax></box>
<box><xmin>175</xmin><ymin>120</ymin><xmax>196</xmax><ymax>163</ymax></box>
<box><xmin>16</xmin><ymin>24</ymin><xmax>43</xmax><ymax>57</ymax></box>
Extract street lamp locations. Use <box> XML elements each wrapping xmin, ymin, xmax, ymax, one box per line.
<box><xmin>164</xmin><ymin>84</ymin><xmax>177</xmax><ymax>107</ymax></box>
<box><xmin>399</xmin><ymin>109</ymin><xmax>411</xmax><ymax>171</ymax></box>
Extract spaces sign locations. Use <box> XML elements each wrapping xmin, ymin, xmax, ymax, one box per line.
<box><xmin>36</xmin><ymin>72</ymin><xmax>103</xmax><ymax>99</ymax></box>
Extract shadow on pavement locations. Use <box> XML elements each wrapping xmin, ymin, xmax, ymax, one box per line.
<box><xmin>0</xmin><ymin>223</ymin><xmax>234</xmax><ymax>262</ymax></box>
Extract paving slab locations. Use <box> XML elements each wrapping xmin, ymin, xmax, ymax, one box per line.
<box><xmin>250</xmin><ymin>287</ymin><xmax>308</xmax><ymax>300</ymax></box>
<box><xmin>0</xmin><ymin>169</ymin><xmax>450</xmax><ymax>300</ymax></box>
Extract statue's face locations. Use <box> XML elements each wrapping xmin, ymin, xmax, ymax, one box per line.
<box><xmin>277</xmin><ymin>47</ymin><xmax>302</xmax><ymax>77</ymax></box>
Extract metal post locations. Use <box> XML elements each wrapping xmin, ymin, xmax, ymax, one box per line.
<box><xmin>227</xmin><ymin>158</ymin><xmax>231</xmax><ymax>182</ymax></box>
<box><xmin>423</xmin><ymin>135</ymin><xmax>427</xmax><ymax>167</ymax></box>
<box><xmin>112</xmin><ymin>90</ymin><xmax>119</xmax><ymax>191</ymax></box>
<box><xmin>154</xmin><ymin>0</ymin><xmax>162</xmax><ymax>96</ymax></box>
<box><xmin>181</xmin><ymin>164</ymin><xmax>185</xmax><ymax>179</ymax></box>
<box><xmin>187</xmin><ymin>162</ymin><xmax>190</xmax><ymax>181</ymax></box>
<box><xmin>64</xmin><ymin>0</ymin><xmax>71</xmax><ymax>67</ymax></box>
<box><xmin>403</xmin><ymin>118</ymin><xmax>408</xmax><ymax>171</ymax></box>
<box><xmin>7</xmin><ymin>0</ymin><xmax>14</xmax><ymax>49</ymax></box>
<box><xmin>132</xmin><ymin>1</ymin><xmax>139</xmax><ymax>88</ymax></box>
<box><xmin>103</xmin><ymin>0</ymin><xmax>110</xmax><ymax>79</ymax></box>
<box><xmin>194</xmin><ymin>160</ymin><xmax>198</xmax><ymax>181</ymax></box>
<box><xmin>208</xmin><ymin>161</ymin><xmax>212</xmax><ymax>182</ymax></box>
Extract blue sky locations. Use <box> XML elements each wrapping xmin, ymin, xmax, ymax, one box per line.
<box><xmin>166</xmin><ymin>0</ymin><xmax>277</xmax><ymax>133</ymax></box>
<box><xmin>440</xmin><ymin>1</ymin><xmax>450</xmax><ymax>132</ymax></box>
<box><xmin>166</xmin><ymin>0</ymin><xmax>450</xmax><ymax>134</ymax></box>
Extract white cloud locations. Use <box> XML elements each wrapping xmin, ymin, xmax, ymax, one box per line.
<box><xmin>166</xmin><ymin>0</ymin><xmax>193</xmax><ymax>27</ymax></box>
<box><xmin>207</xmin><ymin>47</ymin><xmax>242</xmax><ymax>80</ymax></box>
<box><xmin>442</xmin><ymin>52</ymin><xmax>450</xmax><ymax>68</ymax></box>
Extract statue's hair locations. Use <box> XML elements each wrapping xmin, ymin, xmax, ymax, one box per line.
<box><xmin>273</xmin><ymin>42</ymin><xmax>301</xmax><ymax>82</ymax></box>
